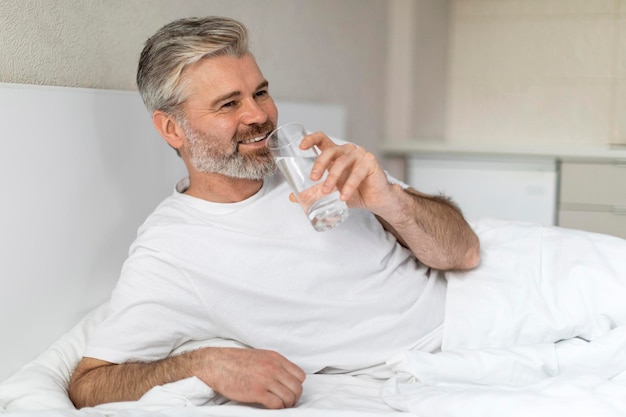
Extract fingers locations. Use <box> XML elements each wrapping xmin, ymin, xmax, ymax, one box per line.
<box><xmin>280</xmin><ymin>355</ymin><xmax>307</xmax><ymax>383</ymax></box>
<box><xmin>264</xmin><ymin>373</ymin><xmax>303</xmax><ymax>408</ymax></box>
<box><xmin>297</xmin><ymin>131</ymin><xmax>388</xmax><ymax>207</ymax></box>
<box><xmin>322</xmin><ymin>145</ymin><xmax>373</xmax><ymax>201</ymax></box>
<box><xmin>313</xmin><ymin>143</ymin><xmax>374</xmax><ymax>202</ymax></box>
<box><xmin>251</xmin><ymin>356</ymin><xmax>305</xmax><ymax>409</ymax></box>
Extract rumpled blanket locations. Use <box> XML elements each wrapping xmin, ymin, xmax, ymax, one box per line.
<box><xmin>382</xmin><ymin>218</ymin><xmax>626</xmax><ymax>417</ymax></box>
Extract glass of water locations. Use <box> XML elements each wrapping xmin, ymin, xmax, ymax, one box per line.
<box><xmin>266</xmin><ymin>122</ymin><xmax>349</xmax><ymax>231</ymax></box>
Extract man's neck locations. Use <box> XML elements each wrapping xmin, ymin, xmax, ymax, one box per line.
<box><xmin>184</xmin><ymin>171</ymin><xmax>264</xmax><ymax>203</ymax></box>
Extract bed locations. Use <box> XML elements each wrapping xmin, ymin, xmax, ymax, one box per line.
<box><xmin>2</xmin><ymin>83</ymin><xmax>626</xmax><ymax>417</ymax></box>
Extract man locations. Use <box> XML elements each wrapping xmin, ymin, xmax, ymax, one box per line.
<box><xmin>68</xmin><ymin>16</ymin><xmax>480</xmax><ymax>410</ymax></box>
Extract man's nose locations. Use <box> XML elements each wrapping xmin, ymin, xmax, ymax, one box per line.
<box><xmin>240</xmin><ymin>99</ymin><xmax>268</xmax><ymax>125</ymax></box>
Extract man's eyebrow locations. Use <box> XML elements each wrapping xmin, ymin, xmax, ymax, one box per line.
<box><xmin>210</xmin><ymin>80</ymin><xmax>270</xmax><ymax>108</ymax></box>
<box><xmin>211</xmin><ymin>91</ymin><xmax>241</xmax><ymax>108</ymax></box>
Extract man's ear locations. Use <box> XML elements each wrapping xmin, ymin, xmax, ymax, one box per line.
<box><xmin>152</xmin><ymin>110</ymin><xmax>185</xmax><ymax>150</ymax></box>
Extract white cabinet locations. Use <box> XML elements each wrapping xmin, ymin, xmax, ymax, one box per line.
<box><xmin>384</xmin><ymin>141</ymin><xmax>626</xmax><ymax>239</ymax></box>
<box><xmin>558</xmin><ymin>162</ymin><xmax>626</xmax><ymax>238</ymax></box>
<box><xmin>407</xmin><ymin>155</ymin><xmax>558</xmax><ymax>225</ymax></box>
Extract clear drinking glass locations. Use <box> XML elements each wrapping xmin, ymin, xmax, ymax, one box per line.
<box><xmin>266</xmin><ymin>122</ymin><xmax>349</xmax><ymax>231</ymax></box>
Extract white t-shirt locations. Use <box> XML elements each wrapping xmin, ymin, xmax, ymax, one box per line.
<box><xmin>85</xmin><ymin>172</ymin><xmax>447</xmax><ymax>373</ymax></box>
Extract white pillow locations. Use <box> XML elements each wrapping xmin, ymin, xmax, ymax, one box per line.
<box><xmin>0</xmin><ymin>303</ymin><xmax>108</xmax><ymax>412</ymax></box>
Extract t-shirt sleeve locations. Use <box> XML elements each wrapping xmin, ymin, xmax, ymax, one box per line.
<box><xmin>84</xmin><ymin>250</ymin><xmax>209</xmax><ymax>364</ymax></box>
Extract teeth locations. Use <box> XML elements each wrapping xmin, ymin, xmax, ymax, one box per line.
<box><xmin>241</xmin><ymin>134</ymin><xmax>266</xmax><ymax>144</ymax></box>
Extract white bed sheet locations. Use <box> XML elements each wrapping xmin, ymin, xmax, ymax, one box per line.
<box><xmin>2</xmin><ymin>218</ymin><xmax>626</xmax><ymax>417</ymax></box>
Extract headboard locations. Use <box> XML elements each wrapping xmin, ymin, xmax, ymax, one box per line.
<box><xmin>0</xmin><ymin>82</ymin><xmax>346</xmax><ymax>381</ymax></box>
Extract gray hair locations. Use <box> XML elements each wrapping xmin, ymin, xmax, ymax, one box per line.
<box><xmin>136</xmin><ymin>16</ymin><xmax>250</xmax><ymax>115</ymax></box>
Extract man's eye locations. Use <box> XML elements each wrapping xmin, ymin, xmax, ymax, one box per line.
<box><xmin>255</xmin><ymin>90</ymin><xmax>268</xmax><ymax>98</ymax></box>
<box><xmin>222</xmin><ymin>101</ymin><xmax>237</xmax><ymax>108</ymax></box>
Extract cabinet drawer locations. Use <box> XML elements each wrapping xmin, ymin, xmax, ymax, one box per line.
<box><xmin>408</xmin><ymin>156</ymin><xmax>557</xmax><ymax>225</ymax></box>
<box><xmin>558</xmin><ymin>210</ymin><xmax>626</xmax><ymax>239</ymax></box>
<box><xmin>560</xmin><ymin>162</ymin><xmax>626</xmax><ymax>206</ymax></box>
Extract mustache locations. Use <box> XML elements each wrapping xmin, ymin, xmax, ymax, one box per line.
<box><xmin>234</xmin><ymin>120</ymin><xmax>276</xmax><ymax>142</ymax></box>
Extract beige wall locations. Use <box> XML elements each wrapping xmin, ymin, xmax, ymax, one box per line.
<box><xmin>384</xmin><ymin>0</ymin><xmax>451</xmax><ymax>141</ymax></box>
<box><xmin>446</xmin><ymin>0</ymin><xmax>626</xmax><ymax>146</ymax></box>
<box><xmin>0</xmin><ymin>0</ymin><xmax>388</xmax><ymax>155</ymax></box>
<box><xmin>385</xmin><ymin>0</ymin><xmax>626</xmax><ymax>147</ymax></box>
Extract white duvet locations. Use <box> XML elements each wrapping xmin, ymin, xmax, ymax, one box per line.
<box><xmin>383</xmin><ymin>218</ymin><xmax>626</xmax><ymax>416</ymax></box>
<box><xmin>2</xmin><ymin>218</ymin><xmax>626</xmax><ymax>417</ymax></box>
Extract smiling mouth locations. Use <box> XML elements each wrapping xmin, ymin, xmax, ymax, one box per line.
<box><xmin>239</xmin><ymin>133</ymin><xmax>268</xmax><ymax>145</ymax></box>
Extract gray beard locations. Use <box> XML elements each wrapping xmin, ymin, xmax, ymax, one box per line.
<box><xmin>181</xmin><ymin>119</ymin><xmax>277</xmax><ymax>180</ymax></box>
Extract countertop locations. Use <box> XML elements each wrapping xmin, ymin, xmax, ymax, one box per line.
<box><xmin>381</xmin><ymin>140</ymin><xmax>626</xmax><ymax>163</ymax></box>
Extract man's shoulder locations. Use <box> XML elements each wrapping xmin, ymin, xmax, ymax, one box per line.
<box><xmin>129</xmin><ymin>192</ymin><xmax>200</xmax><ymax>248</ymax></box>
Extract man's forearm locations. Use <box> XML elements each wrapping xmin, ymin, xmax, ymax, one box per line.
<box><xmin>69</xmin><ymin>347</ymin><xmax>306</xmax><ymax>409</ymax></box>
<box><xmin>376</xmin><ymin>185</ymin><xmax>480</xmax><ymax>270</ymax></box>
<box><xmin>69</xmin><ymin>353</ymin><xmax>195</xmax><ymax>408</ymax></box>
